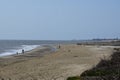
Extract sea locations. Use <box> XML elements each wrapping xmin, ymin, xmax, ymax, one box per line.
<box><xmin>0</xmin><ymin>40</ymin><xmax>82</xmax><ymax>57</ymax></box>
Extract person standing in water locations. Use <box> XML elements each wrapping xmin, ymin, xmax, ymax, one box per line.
<box><xmin>22</xmin><ymin>49</ymin><xmax>24</xmax><ymax>54</ymax></box>
<box><xmin>16</xmin><ymin>52</ymin><xmax>18</xmax><ymax>55</ymax></box>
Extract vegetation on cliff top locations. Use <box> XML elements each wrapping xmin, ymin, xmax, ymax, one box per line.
<box><xmin>67</xmin><ymin>49</ymin><xmax>120</xmax><ymax>80</ymax></box>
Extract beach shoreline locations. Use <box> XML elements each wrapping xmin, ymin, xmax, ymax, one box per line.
<box><xmin>0</xmin><ymin>44</ymin><xmax>115</xmax><ymax>80</ymax></box>
<box><xmin>0</xmin><ymin>44</ymin><xmax>56</xmax><ymax>58</ymax></box>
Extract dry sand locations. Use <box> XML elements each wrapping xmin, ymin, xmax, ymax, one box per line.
<box><xmin>0</xmin><ymin>44</ymin><xmax>114</xmax><ymax>80</ymax></box>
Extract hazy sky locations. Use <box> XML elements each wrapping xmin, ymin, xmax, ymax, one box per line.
<box><xmin>0</xmin><ymin>0</ymin><xmax>120</xmax><ymax>40</ymax></box>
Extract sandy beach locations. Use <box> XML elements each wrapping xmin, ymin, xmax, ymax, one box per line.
<box><xmin>0</xmin><ymin>44</ymin><xmax>114</xmax><ymax>80</ymax></box>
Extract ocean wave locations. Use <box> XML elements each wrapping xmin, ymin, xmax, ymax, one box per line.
<box><xmin>0</xmin><ymin>45</ymin><xmax>40</xmax><ymax>57</ymax></box>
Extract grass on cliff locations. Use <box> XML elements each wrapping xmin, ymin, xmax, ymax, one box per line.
<box><xmin>67</xmin><ymin>76</ymin><xmax>80</xmax><ymax>80</ymax></box>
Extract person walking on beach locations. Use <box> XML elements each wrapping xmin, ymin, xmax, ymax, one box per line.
<box><xmin>22</xmin><ymin>49</ymin><xmax>24</xmax><ymax>54</ymax></box>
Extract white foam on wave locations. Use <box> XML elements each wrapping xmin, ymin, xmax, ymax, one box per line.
<box><xmin>0</xmin><ymin>45</ymin><xmax>40</xmax><ymax>57</ymax></box>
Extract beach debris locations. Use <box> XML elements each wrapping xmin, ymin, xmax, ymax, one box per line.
<box><xmin>68</xmin><ymin>50</ymin><xmax>71</xmax><ymax>52</ymax></box>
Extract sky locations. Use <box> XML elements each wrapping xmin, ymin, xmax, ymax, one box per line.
<box><xmin>0</xmin><ymin>0</ymin><xmax>120</xmax><ymax>40</ymax></box>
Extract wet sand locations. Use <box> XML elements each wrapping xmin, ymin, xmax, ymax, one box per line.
<box><xmin>0</xmin><ymin>44</ymin><xmax>113</xmax><ymax>80</ymax></box>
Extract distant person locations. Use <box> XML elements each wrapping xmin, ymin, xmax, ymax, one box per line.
<box><xmin>16</xmin><ymin>52</ymin><xmax>18</xmax><ymax>55</ymax></box>
<box><xmin>22</xmin><ymin>49</ymin><xmax>24</xmax><ymax>54</ymax></box>
<box><xmin>58</xmin><ymin>45</ymin><xmax>61</xmax><ymax>49</ymax></box>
